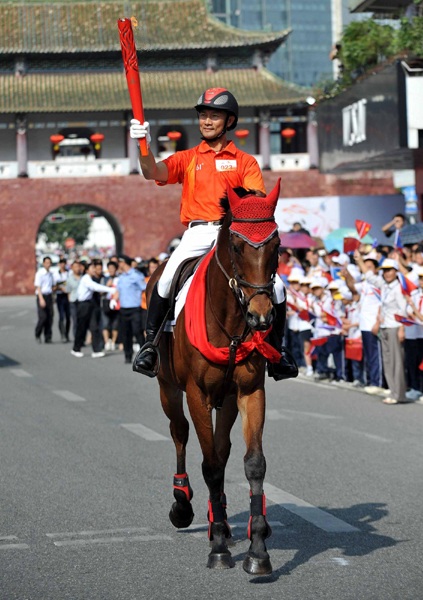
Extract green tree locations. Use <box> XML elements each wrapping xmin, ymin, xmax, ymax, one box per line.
<box><xmin>38</xmin><ymin>205</ymin><xmax>93</xmax><ymax>247</ymax></box>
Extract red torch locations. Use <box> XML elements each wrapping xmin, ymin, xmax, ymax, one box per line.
<box><xmin>117</xmin><ymin>17</ymin><xmax>148</xmax><ymax>157</ymax></box>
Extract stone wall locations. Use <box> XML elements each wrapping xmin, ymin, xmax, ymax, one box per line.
<box><xmin>0</xmin><ymin>169</ymin><xmax>396</xmax><ymax>295</ymax></box>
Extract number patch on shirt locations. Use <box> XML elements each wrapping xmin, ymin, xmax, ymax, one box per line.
<box><xmin>215</xmin><ymin>159</ymin><xmax>237</xmax><ymax>172</ymax></box>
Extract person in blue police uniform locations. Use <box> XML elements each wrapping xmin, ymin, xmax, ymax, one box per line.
<box><xmin>113</xmin><ymin>255</ymin><xmax>146</xmax><ymax>364</ymax></box>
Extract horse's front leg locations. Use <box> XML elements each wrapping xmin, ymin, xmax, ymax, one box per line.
<box><xmin>159</xmin><ymin>379</ymin><xmax>194</xmax><ymax>529</ymax></box>
<box><xmin>186</xmin><ymin>383</ymin><xmax>234</xmax><ymax>569</ymax></box>
<box><xmin>238</xmin><ymin>388</ymin><xmax>272</xmax><ymax>576</ymax></box>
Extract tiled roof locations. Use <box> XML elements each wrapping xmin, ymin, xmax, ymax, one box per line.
<box><xmin>0</xmin><ymin>1</ymin><xmax>289</xmax><ymax>53</ymax></box>
<box><xmin>0</xmin><ymin>68</ymin><xmax>307</xmax><ymax>112</ymax></box>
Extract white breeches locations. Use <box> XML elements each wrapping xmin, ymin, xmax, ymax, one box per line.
<box><xmin>157</xmin><ymin>223</ymin><xmax>286</xmax><ymax>304</ymax></box>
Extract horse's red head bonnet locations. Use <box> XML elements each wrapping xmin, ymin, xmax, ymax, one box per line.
<box><xmin>226</xmin><ymin>178</ymin><xmax>281</xmax><ymax>247</ymax></box>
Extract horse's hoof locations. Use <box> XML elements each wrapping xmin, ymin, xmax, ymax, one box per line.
<box><xmin>207</xmin><ymin>552</ymin><xmax>235</xmax><ymax>569</ymax></box>
<box><xmin>243</xmin><ymin>554</ymin><xmax>272</xmax><ymax>576</ymax></box>
<box><xmin>168</xmin><ymin>503</ymin><xmax>194</xmax><ymax>529</ymax></box>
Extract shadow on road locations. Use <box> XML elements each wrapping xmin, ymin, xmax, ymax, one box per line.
<box><xmin>0</xmin><ymin>353</ymin><xmax>20</xmax><ymax>368</ymax></box>
<box><xmin>228</xmin><ymin>502</ymin><xmax>401</xmax><ymax>583</ymax></box>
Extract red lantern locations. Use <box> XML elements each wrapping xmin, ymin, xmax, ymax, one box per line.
<box><xmin>281</xmin><ymin>128</ymin><xmax>296</xmax><ymax>144</ymax></box>
<box><xmin>167</xmin><ymin>130</ymin><xmax>182</xmax><ymax>153</ymax></box>
<box><xmin>167</xmin><ymin>131</ymin><xmax>182</xmax><ymax>141</ymax></box>
<box><xmin>50</xmin><ymin>134</ymin><xmax>65</xmax><ymax>144</ymax></box>
<box><xmin>90</xmin><ymin>133</ymin><xmax>105</xmax><ymax>143</ymax></box>
<box><xmin>235</xmin><ymin>129</ymin><xmax>250</xmax><ymax>146</ymax></box>
<box><xmin>90</xmin><ymin>133</ymin><xmax>104</xmax><ymax>152</ymax></box>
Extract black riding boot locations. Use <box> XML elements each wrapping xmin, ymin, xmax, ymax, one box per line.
<box><xmin>133</xmin><ymin>283</ymin><xmax>169</xmax><ymax>377</ymax></box>
<box><xmin>267</xmin><ymin>299</ymin><xmax>299</xmax><ymax>381</ymax></box>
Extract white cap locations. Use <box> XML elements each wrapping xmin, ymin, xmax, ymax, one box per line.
<box><xmin>340</xmin><ymin>288</ymin><xmax>353</xmax><ymax>301</ymax></box>
<box><xmin>310</xmin><ymin>276</ymin><xmax>329</xmax><ymax>289</ymax></box>
<box><xmin>416</xmin><ymin>267</ymin><xmax>423</xmax><ymax>277</ymax></box>
<box><xmin>288</xmin><ymin>268</ymin><xmax>304</xmax><ymax>282</ymax></box>
<box><xmin>158</xmin><ymin>252</ymin><xmax>169</xmax><ymax>261</ymax></box>
<box><xmin>300</xmin><ymin>276</ymin><xmax>312</xmax><ymax>285</ymax></box>
<box><xmin>327</xmin><ymin>280</ymin><xmax>340</xmax><ymax>290</ymax></box>
<box><xmin>379</xmin><ymin>258</ymin><xmax>399</xmax><ymax>271</ymax></box>
<box><xmin>332</xmin><ymin>253</ymin><xmax>350</xmax><ymax>266</ymax></box>
<box><xmin>363</xmin><ymin>250</ymin><xmax>379</xmax><ymax>263</ymax></box>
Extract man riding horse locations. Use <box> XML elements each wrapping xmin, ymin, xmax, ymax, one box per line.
<box><xmin>130</xmin><ymin>88</ymin><xmax>296</xmax><ymax>380</ymax></box>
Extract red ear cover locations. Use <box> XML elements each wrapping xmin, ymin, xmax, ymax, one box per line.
<box><xmin>226</xmin><ymin>181</ymin><xmax>243</xmax><ymax>212</ymax></box>
<box><xmin>267</xmin><ymin>177</ymin><xmax>281</xmax><ymax>215</ymax></box>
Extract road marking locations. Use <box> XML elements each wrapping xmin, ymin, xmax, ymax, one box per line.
<box><xmin>120</xmin><ymin>423</ymin><xmax>169</xmax><ymax>441</ymax></box>
<box><xmin>53</xmin><ymin>390</ymin><xmax>86</xmax><ymax>402</ymax></box>
<box><xmin>339</xmin><ymin>427</ymin><xmax>390</xmax><ymax>443</ymax></box>
<box><xmin>266</xmin><ymin>410</ymin><xmax>293</xmax><ymax>421</ymax></box>
<box><xmin>280</xmin><ymin>408</ymin><xmax>341</xmax><ymax>421</ymax></box>
<box><xmin>46</xmin><ymin>527</ymin><xmax>149</xmax><ymax>538</ymax></box>
<box><xmin>240</xmin><ymin>483</ymin><xmax>360</xmax><ymax>533</ymax></box>
<box><xmin>0</xmin><ymin>535</ymin><xmax>18</xmax><ymax>541</ymax></box>
<box><xmin>53</xmin><ymin>535</ymin><xmax>172</xmax><ymax>547</ymax></box>
<box><xmin>0</xmin><ymin>542</ymin><xmax>30</xmax><ymax>550</ymax></box>
<box><xmin>331</xmin><ymin>557</ymin><xmax>350</xmax><ymax>566</ymax></box>
<box><xmin>8</xmin><ymin>369</ymin><xmax>32</xmax><ymax>378</ymax></box>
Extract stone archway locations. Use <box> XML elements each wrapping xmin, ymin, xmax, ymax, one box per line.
<box><xmin>37</xmin><ymin>203</ymin><xmax>124</xmax><ymax>258</ymax></box>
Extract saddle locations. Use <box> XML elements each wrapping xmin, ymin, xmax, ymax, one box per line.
<box><xmin>167</xmin><ymin>254</ymin><xmax>206</xmax><ymax>322</ymax></box>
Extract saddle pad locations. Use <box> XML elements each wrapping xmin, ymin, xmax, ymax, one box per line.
<box><xmin>164</xmin><ymin>273</ymin><xmax>196</xmax><ymax>332</ymax></box>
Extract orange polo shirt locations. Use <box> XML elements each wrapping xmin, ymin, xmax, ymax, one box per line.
<box><xmin>156</xmin><ymin>141</ymin><xmax>265</xmax><ymax>227</ymax></box>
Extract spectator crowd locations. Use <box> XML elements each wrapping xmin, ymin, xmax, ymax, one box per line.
<box><xmin>34</xmin><ymin>253</ymin><xmax>166</xmax><ymax>364</ymax></box>
<box><xmin>281</xmin><ymin>213</ymin><xmax>423</xmax><ymax>405</ymax></box>
<box><xmin>34</xmin><ymin>212</ymin><xmax>423</xmax><ymax>405</ymax></box>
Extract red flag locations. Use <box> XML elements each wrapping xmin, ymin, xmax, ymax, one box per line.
<box><xmin>355</xmin><ymin>220</ymin><xmax>372</xmax><ymax>239</ymax></box>
<box><xmin>344</xmin><ymin>237</ymin><xmax>361</xmax><ymax>253</ymax></box>
<box><xmin>310</xmin><ymin>337</ymin><xmax>328</xmax><ymax>347</ymax></box>
<box><xmin>419</xmin><ymin>358</ymin><xmax>423</xmax><ymax>371</ymax></box>
<box><xmin>323</xmin><ymin>311</ymin><xmax>343</xmax><ymax>328</ymax></box>
<box><xmin>345</xmin><ymin>338</ymin><xmax>363</xmax><ymax>361</ymax></box>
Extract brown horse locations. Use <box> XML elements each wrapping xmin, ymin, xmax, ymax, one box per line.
<box><xmin>146</xmin><ymin>183</ymin><xmax>282</xmax><ymax>575</ymax></box>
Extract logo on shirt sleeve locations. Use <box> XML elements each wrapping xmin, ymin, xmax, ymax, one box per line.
<box><xmin>215</xmin><ymin>159</ymin><xmax>237</xmax><ymax>172</ymax></box>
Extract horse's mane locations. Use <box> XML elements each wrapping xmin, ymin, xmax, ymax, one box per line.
<box><xmin>219</xmin><ymin>188</ymin><xmax>265</xmax><ymax>226</ymax></box>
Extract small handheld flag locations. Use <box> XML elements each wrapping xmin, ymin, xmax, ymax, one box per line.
<box><xmin>344</xmin><ymin>237</ymin><xmax>361</xmax><ymax>254</ymax></box>
<box><xmin>310</xmin><ymin>337</ymin><xmax>328</xmax><ymax>347</ymax></box>
<box><xmin>345</xmin><ymin>338</ymin><xmax>363</xmax><ymax>361</ymax></box>
<box><xmin>298</xmin><ymin>309</ymin><xmax>317</xmax><ymax>322</ymax></box>
<box><xmin>355</xmin><ymin>220</ymin><xmax>372</xmax><ymax>239</ymax></box>
<box><xmin>371</xmin><ymin>286</ymin><xmax>381</xmax><ymax>301</ymax></box>
<box><xmin>397</xmin><ymin>272</ymin><xmax>418</xmax><ymax>295</ymax></box>
<box><xmin>323</xmin><ymin>310</ymin><xmax>343</xmax><ymax>329</ymax></box>
<box><xmin>394</xmin><ymin>314</ymin><xmax>421</xmax><ymax>327</ymax></box>
<box><xmin>394</xmin><ymin>230</ymin><xmax>403</xmax><ymax>250</ymax></box>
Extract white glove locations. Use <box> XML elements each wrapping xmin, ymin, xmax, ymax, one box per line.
<box><xmin>130</xmin><ymin>119</ymin><xmax>151</xmax><ymax>148</ymax></box>
<box><xmin>109</xmin><ymin>299</ymin><xmax>118</xmax><ymax>310</ymax></box>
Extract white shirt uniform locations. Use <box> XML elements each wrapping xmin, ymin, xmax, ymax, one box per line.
<box><xmin>345</xmin><ymin>302</ymin><xmax>361</xmax><ymax>340</ymax></box>
<box><xmin>406</xmin><ymin>288</ymin><xmax>423</xmax><ymax>340</ymax></box>
<box><xmin>54</xmin><ymin>270</ymin><xmax>68</xmax><ymax>294</ymax></box>
<box><xmin>296</xmin><ymin>292</ymin><xmax>313</xmax><ymax>332</ymax></box>
<box><xmin>34</xmin><ymin>267</ymin><xmax>54</xmax><ymax>295</ymax></box>
<box><xmin>365</xmin><ymin>272</ymin><xmax>407</xmax><ymax>328</ymax></box>
<box><xmin>354</xmin><ymin>280</ymin><xmax>382</xmax><ymax>332</ymax></box>
<box><xmin>287</xmin><ymin>291</ymin><xmax>301</xmax><ymax>331</ymax></box>
<box><xmin>311</xmin><ymin>292</ymin><xmax>331</xmax><ymax>338</ymax></box>
<box><xmin>76</xmin><ymin>274</ymin><xmax>112</xmax><ymax>302</ymax></box>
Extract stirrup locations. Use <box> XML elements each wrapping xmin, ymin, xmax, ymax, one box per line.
<box><xmin>132</xmin><ymin>342</ymin><xmax>161</xmax><ymax>378</ymax></box>
<box><xmin>268</xmin><ymin>346</ymin><xmax>298</xmax><ymax>381</ymax></box>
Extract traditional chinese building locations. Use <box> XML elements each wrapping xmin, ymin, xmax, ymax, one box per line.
<box><xmin>0</xmin><ymin>0</ymin><xmax>313</xmax><ymax>178</ymax></box>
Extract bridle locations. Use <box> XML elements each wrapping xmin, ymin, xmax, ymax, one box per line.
<box><xmin>214</xmin><ymin>217</ymin><xmax>279</xmax><ymax>314</ymax></box>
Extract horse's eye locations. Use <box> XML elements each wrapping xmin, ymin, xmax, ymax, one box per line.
<box><xmin>232</xmin><ymin>245</ymin><xmax>241</xmax><ymax>256</ymax></box>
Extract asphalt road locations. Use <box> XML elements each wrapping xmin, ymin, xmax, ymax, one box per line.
<box><xmin>1</xmin><ymin>296</ymin><xmax>423</xmax><ymax>600</ymax></box>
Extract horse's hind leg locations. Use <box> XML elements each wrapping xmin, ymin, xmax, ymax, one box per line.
<box><xmin>214</xmin><ymin>396</ymin><xmax>238</xmax><ymax>547</ymax></box>
<box><xmin>159</xmin><ymin>379</ymin><xmax>194</xmax><ymax>529</ymax></box>
<box><xmin>186</xmin><ymin>386</ymin><xmax>234</xmax><ymax>569</ymax></box>
<box><xmin>238</xmin><ymin>389</ymin><xmax>272</xmax><ymax>576</ymax></box>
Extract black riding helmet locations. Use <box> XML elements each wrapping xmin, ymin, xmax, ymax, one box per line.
<box><xmin>195</xmin><ymin>88</ymin><xmax>239</xmax><ymax>141</ymax></box>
